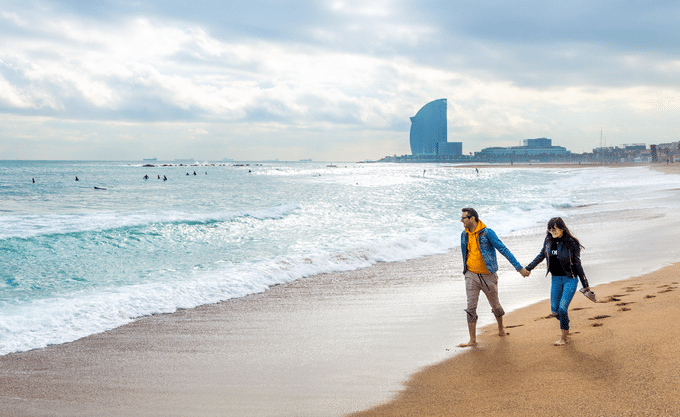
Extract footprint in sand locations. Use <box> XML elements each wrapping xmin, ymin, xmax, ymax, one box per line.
<box><xmin>619</xmin><ymin>307</ymin><xmax>632</xmax><ymax>312</ymax></box>
<box><xmin>658</xmin><ymin>287</ymin><xmax>677</xmax><ymax>293</ymax></box>
<box><xmin>645</xmin><ymin>295</ymin><xmax>656</xmax><ymax>299</ymax></box>
<box><xmin>616</xmin><ymin>302</ymin><xmax>635</xmax><ymax>306</ymax></box>
<box><xmin>588</xmin><ymin>315</ymin><xmax>611</xmax><ymax>326</ymax></box>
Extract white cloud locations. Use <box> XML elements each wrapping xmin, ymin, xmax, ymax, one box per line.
<box><xmin>0</xmin><ymin>73</ymin><xmax>30</xmax><ymax>108</ymax></box>
<box><xmin>1</xmin><ymin>0</ymin><xmax>680</xmax><ymax>160</ymax></box>
<box><xmin>329</xmin><ymin>0</ymin><xmax>395</xmax><ymax>17</ymax></box>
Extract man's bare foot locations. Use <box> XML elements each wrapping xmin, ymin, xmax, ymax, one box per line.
<box><xmin>457</xmin><ymin>340</ymin><xmax>478</xmax><ymax>348</ymax></box>
<box><xmin>554</xmin><ymin>338</ymin><xmax>568</xmax><ymax>346</ymax></box>
<box><xmin>498</xmin><ymin>329</ymin><xmax>508</xmax><ymax>337</ymax></box>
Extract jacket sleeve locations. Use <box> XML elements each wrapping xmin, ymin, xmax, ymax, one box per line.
<box><xmin>526</xmin><ymin>238</ymin><xmax>548</xmax><ymax>271</ymax></box>
<box><xmin>569</xmin><ymin>240</ymin><xmax>589</xmax><ymax>288</ymax></box>
<box><xmin>486</xmin><ymin>228</ymin><xmax>523</xmax><ymax>271</ymax></box>
<box><xmin>461</xmin><ymin>231</ymin><xmax>468</xmax><ymax>273</ymax></box>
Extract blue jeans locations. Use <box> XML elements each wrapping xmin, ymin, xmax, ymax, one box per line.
<box><xmin>551</xmin><ymin>275</ymin><xmax>578</xmax><ymax>330</ymax></box>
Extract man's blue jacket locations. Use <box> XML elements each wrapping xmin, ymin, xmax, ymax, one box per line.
<box><xmin>461</xmin><ymin>225</ymin><xmax>523</xmax><ymax>274</ymax></box>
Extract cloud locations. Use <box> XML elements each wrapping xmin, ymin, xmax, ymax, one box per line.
<box><xmin>1</xmin><ymin>0</ymin><xmax>680</xmax><ymax>161</ymax></box>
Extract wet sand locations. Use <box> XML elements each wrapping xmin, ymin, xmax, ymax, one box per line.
<box><xmin>352</xmin><ymin>263</ymin><xmax>680</xmax><ymax>416</ymax></box>
<box><xmin>0</xmin><ymin>252</ymin><xmax>467</xmax><ymax>417</ymax></box>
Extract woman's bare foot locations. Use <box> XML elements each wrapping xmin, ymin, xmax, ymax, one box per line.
<box><xmin>457</xmin><ymin>340</ymin><xmax>478</xmax><ymax>348</ymax></box>
<box><xmin>554</xmin><ymin>329</ymin><xmax>569</xmax><ymax>346</ymax></box>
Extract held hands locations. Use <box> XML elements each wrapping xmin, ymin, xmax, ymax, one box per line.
<box><xmin>519</xmin><ymin>268</ymin><xmax>531</xmax><ymax>277</ymax></box>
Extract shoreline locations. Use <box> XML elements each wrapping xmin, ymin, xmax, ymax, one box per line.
<box><xmin>351</xmin><ymin>262</ymin><xmax>680</xmax><ymax>416</ymax></box>
<box><xmin>0</xmin><ymin>251</ymin><xmax>467</xmax><ymax>417</ymax></box>
<box><xmin>3</xmin><ymin>259</ymin><xmax>680</xmax><ymax>416</ymax></box>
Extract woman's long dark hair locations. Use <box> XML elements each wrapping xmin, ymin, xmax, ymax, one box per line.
<box><xmin>547</xmin><ymin>217</ymin><xmax>584</xmax><ymax>249</ymax></box>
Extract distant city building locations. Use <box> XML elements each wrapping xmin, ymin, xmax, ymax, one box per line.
<box><xmin>650</xmin><ymin>144</ymin><xmax>658</xmax><ymax>162</ymax></box>
<box><xmin>523</xmin><ymin>138</ymin><xmax>552</xmax><ymax>148</ymax></box>
<box><xmin>436</xmin><ymin>141</ymin><xmax>462</xmax><ymax>156</ymax></box>
<box><xmin>622</xmin><ymin>143</ymin><xmax>646</xmax><ymax>151</ymax></box>
<box><xmin>379</xmin><ymin>105</ymin><xmax>666</xmax><ymax>164</ymax></box>
<box><xmin>476</xmin><ymin>138</ymin><xmax>571</xmax><ymax>161</ymax></box>
<box><xmin>656</xmin><ymin>142</ymin><xmax>679</xmax><ymax>162</ymax></box>
<box><xmin>410</xmin><ymin>99</ymin><xmax>447</xmax><ymax>156</ymax></box>
<box><xmin>594</xmin><ymin>143</ymin><xmax>650</xmax><ymax>163</ymax></box>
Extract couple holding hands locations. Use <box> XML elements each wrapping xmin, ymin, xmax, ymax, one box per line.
<box><xmin>459</xmin><ymin>207</ymin><xmax>594</xmax><ymax>347</ymax></box>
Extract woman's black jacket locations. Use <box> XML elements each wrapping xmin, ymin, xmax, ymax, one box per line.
<box><xmin>526</xmin><ymin>236</ymin><xmax>590</xmax><ymax>289</ymax></box>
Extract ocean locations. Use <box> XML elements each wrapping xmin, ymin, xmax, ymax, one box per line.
<box><xmin>2</xmin><ymin>160</ymin><xmax>680</xmax><ymax>357</ymax></box>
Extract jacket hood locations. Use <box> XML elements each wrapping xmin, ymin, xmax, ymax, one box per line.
<box><xmin>466</xmin><ymin>220</ymin><xmax>486</xmax><ymax>235</ymax></box>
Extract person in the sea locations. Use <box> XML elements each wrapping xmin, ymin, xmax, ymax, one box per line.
<box><xmin>459</xmin><ymin>207</ymin><xmax>530</xmax><ymax>348</ymax></box>
<box><xmin>525</xmin><ymin>217</ymin><xmax>591</xmax><ymax>346</ymax></box>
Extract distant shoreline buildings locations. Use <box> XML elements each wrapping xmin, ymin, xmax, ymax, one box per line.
<box><xmin>377</xmin><ymin>99</ymin><xmax>679</xmax><ymax>164</ymax></box>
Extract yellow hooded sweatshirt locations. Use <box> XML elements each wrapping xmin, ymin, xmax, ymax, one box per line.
<box><xmin>466</xmin><ymin>220</ymin><xmax>490</xmax><ymax>274</ymax></box>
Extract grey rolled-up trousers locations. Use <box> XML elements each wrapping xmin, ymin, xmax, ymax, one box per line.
<box><xmin>464</xmin><ymin>270</ymin><xmax>505</xmax><ymax>323</ymax></box>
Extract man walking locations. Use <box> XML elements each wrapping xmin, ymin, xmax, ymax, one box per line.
<box><xmin>458</xmin><ymin>207</ymin><xmax>529</xmax><ymax>347</ymax></box>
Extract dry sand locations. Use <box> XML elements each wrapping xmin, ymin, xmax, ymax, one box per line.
<box><xmin>352</xmin><ymin>263</ymin><xmax>680</xmax><ymax>417</ymax></box>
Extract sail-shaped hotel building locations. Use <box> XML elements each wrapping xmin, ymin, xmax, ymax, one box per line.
<box><xmin>410</xmin><ymin>99</ymin><xmax>460</xmax><ymax>156</ymax></box>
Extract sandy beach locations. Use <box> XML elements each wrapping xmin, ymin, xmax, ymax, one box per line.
<box><xmin>353</xmin><ymin>263</ymin><xmax>680</xmax><ymax>416</ymax></box>
<box><xmin>2</xmin><ymin>163</ymin><xmax>680</xmax><ymax>416</ymax></box>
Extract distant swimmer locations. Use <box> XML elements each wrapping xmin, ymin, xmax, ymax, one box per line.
<box><xmin>75</xmin><ymin>176</ymin><xmax>79</xmax><ymax>181</ymax></box>
<box><xmin>423</xmin><ymin>169</ymin><xmax>426</xmax><ymax>177</ymax></box>
<box><xmin>186</xmin><ymin>172</ymin><xmax>190</xmax><ymax>176</ymax></box>
<box><xmin>193</xmin><ymin>171</ymin><xmax>197</xmax><ymax>176</ymax></box>
<box><xmin>32</xmin><ymin>178</ymin><xmax>35</xmax><ymax>183</ymax></box>
<box><xmin>476</xmin><ymin>168</ymin><xmax>479</xmax><ymax>174</ymax></box>
<box><xmin>143</xmin><ymin>174</ymin><xmax>149</xmax><ymax>180</ymax></box>
<box><xmin>94</xmin><ymin>186</ymin><xmax>107</xmax><ymax>190</ymax></box>
<box><xmin>158</xmin><ymin>175</ymin><xmax>161</xmax><ymax>179</ymax></box>
<box><xmin>163</xmin><ymin>175</ymin><xmax>167</xmax><ymax>181</ymax></box>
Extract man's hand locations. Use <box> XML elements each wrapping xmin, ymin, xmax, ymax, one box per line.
<box><xmin>519</xmin><ymin>268</ymin><xmax>531</xmax><ymax>277</ymax></box>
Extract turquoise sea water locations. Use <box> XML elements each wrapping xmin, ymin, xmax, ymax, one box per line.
<box><xmin>2</xmin><ymin>160</ymin><xmax>679</xmax><ymax>355</ymax></box>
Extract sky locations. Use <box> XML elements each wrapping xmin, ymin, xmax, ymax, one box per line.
<box><xmin>1</xmin><ymin>0</ymin><xmax>679</xmax><ymax>161</ymax></box>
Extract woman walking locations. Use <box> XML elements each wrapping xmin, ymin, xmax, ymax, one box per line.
<box><xmin>526</xmin><ymin>217</ymin><xmax>590</xmax><ymax>346</ymax></box>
